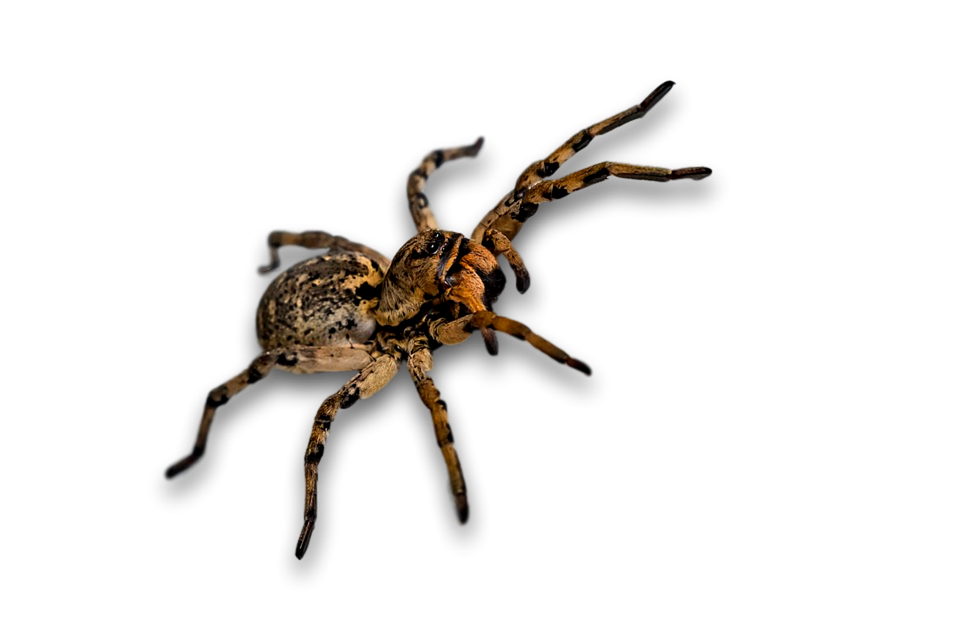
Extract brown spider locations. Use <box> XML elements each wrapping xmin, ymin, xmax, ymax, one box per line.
<box><xmin>166</xmin><ymin>80</ymin><xmax>711</xmax><ymax>560</ymax></box>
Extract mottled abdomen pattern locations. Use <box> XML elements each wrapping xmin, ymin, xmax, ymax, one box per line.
<box><xmin>256</xmin><ymin>251</ymin><xmax>383</xmax><ymax>350</ymax></box>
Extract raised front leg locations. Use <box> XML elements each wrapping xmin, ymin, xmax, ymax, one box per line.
<box><xmin>472</xmin><ymin>80</ymin><xmax>711</xmax><ymax>242</ymax></box>
<box><xmin>296</xmin><ymin>353</ymin><xmax>400</xmax><ymax>559</ymax></box>
<box><xmin>488</xmin><ymin>162</ymin><xmax>711</xmax><ymax>240</ymax></box>
<box><xmin>166</xmin><ymin>345</ymin><xmax>375</xmax><ymax>479</ymax></box>
<box><xmin>407</xmin><ymin>337</ymin><xmax>469</xmax><ymax>523</ymax></box>
<box><xmin>408</xmin><ymin>137</ymin><xmax>484</xmax><ymax>233</ymax></box>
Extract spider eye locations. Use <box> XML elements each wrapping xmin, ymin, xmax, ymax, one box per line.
<box><xmin>424</xmin><ymin>232</ymin><xmax>444</xmax><ymax>255</ymax></box>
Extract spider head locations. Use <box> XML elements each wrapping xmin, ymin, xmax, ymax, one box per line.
<box><xmin>376</xmin><ymin>229</ymin><xmax>505</xmax><ymax>327</ymax></box>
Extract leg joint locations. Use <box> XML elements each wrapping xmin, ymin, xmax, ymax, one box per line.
<box><xmin>206</xmin><ymin>386</ymin><xmax>229</xmax><ymax>408</ymax></box>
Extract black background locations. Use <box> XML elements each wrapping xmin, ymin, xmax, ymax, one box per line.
<box><xmin>75</xmin><ymin>33</ymin><xmax>792</xmax><ymax>580</ymax></box>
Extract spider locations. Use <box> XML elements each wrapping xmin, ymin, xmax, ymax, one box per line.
<box><xmin>166</xmin><ymin>80</ymin><xmax>711</xmax><ymax>560</ymax></box>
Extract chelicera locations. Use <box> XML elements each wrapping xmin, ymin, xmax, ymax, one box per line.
<box><xmin>167</xmin><ymin>80</ymin><xmax>712</xmax><ymax>560</ymax></box>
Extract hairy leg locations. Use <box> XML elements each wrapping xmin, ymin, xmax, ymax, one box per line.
<box><xmin>408</xmin><ymin>137</ymin><xmax>484</xmax><ymax>233</ymax></box>
<box><xmin>515</xmin><ymin>80</ymin><xmax>677</xmax><ymax>192</ymax></box>
<box><xmin>489</xmin><ymin>161</ymin><xmax>711</xmax><ymax>239</ymax></box>
<box><xmin>165</xmin><ymin>345</ymin><xmax>374</xmax><ymax>478</ymax></box>
<box><xmin>406</xmin><ymin>337</ymin><xmax>469</xmax><ymax>523</ymax></box>
<box><xmin>296</xmin><ymin>353</ymin><xmax>400</xmax><ymax>559</ymax></box>
<box><xmin>472</xmin><ymin>80</ymin><xmax>710</xmax><ymax>242</ymax></box>
<box><xmin>258</xmin><ymin>230</ymin><xmax>390</xmax><ymax>274</ymax></box>
<box><xmin>482</xmin><ymin>228</ymin><xmax>530</xmax><ymax>294</ymax></box>
<box><xmin>430</xmin><ymin>312</ymin><xmax>590</xmax><ymax>375</ymax></box>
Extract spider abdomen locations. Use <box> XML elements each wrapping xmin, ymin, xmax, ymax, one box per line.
<box><xmin>256</xmin><ymin>251</ymin><xmax>383</xmax><ymax>350</ymax></box>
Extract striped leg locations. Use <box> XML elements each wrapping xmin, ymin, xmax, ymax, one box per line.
<box><xmin>471</xmin><ymin>312</ymin><xmax>592</xmax><ymax>375</ymax></box>
<box><xmin>483</xmin><ymin>228</ymin><xmax>530</xmax><ymax>294</ymax></box>
<box><xmin>258</xmin><ymin>230</ymin><xmax>390</xmax><ymax>274</ymax></box>
<box><xmin>494</xmin><ymin>162</ymin><xmax>712</xmax><ymax>239</ymax></box>
<box><xmin>471</xmin><ymin>80</ymin><xmax>711</xmax><ymax>242</ymax></box>
<box><xmin>296</xmin><ymin>353</ymin><xmax>400</xmax><ymax>560</ymax></box>
<box><xmin>407</xmin><ymin>338</ymin><xmax>469</xmax><ymax>523</ymax></box>
<box><xmin>430</xmin><ymin>311</ymin><xmax>591</xmax><ymax>376</ymax></box>
<box><xmin>165</xmin><ymin>345</ymin><xmax>375</xmax><ymax>478</ymax></box>
<box><xmin>408</xmin><ymin>137</ymin><xmax>484</xmax><ymax>233</ymax></box>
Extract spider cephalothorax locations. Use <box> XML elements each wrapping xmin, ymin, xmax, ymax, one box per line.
<box><xmin>377</xmin><ymin>229</ymin><xmax>506</xmax><ymax>327</ymax></box>
<box><xmin>167</xmin><ymin>80</ymin><xmax>711</xmax><ymax>560</ymax></box>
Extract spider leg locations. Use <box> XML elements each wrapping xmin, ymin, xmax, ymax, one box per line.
<box><xmin>165</xmin><ymin>345</ymin><xmax>375</xmax><ymax>479</ymax></box>
<box><xmin>408</xmin><ymin>137</ymin><xmax>484</xmax><ymax>233</ymax></box>
<box><xmin>471</xmin><ymin>80</ymin><xmax>711</xmax><ymax>242</ymax></box>
<box><xmin>297</xmin><ymin>352</ymin><xmax>400</xmax><ymax>560</ymax></box>
<box><xmin>407</xmin><ymin>337</ymin><xmax>469</xmax><ymax>523</ymax></box>
<box><xmin>476</xmin><ymin>161</ymin><xmax>711</xmax><ymax>243</ymax></box>
<box><xmin>258</xmin><ymin>230</ymin><xmax>390</xmax><ymax>274</ymax></box>
<box><xmin>482</xmin><ymin>228</ymin><xmax>530</xmax><ymax>293</ymax></box>
<box><xmin>526</xmin><ymin>160</ymin><xmax>708</xmax><ymax>211</ymax></box>
<box><xmin>430</xmin><ymin>312</ymin><xmax>591</xmax><ymax>376</ymax></box>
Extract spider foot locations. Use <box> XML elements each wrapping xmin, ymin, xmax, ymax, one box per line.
<box><xmin>456</xmin><ymin>494</ymin><xmax>469</xmax><ymax>524</ymax></box>
<box><xmin>566</xmin><ymin>358</ymin><xmax>592</xmax><ymax>376</ymax></box>
<box><xmin>482</xmin><ymin>228</ymin><xmax>529</xmax><ymax>294</ymax></box>
<box><xmin>293</xmin><ymin>458</ymin><xmax>318</xmax><ymax>559</ymax></box>
<box><xmin>514</xmin><ymin>266</ymin><xmax>530</xmax><ymax>294</ymax></box>
<box><xmin>482</xmin><ymin>327</ymin><xmax>498</xmax><ymax>355</ymax></box>
<box><xmin>260</xmin><ymin>244</ymin><xmax>280</xmax><ymax>277</ymax></box>
<box><xmin>165</xmin><ymin>451</ymin><xmax>201</xmax><ymax>478</ymax></box>
<box><xmin>671</xmin><ymin>167</ymin><xmax>712</xmax><ymax>181</ymax></box>
<box><xmin>440</xmin><ymin>138</ymin><xmax>486</xmax><ymax>164</ymax></box>
<box><xmin>293</xmin><ymin>514</ymin><xmax>317</xmax><ymax>559</ymax></box>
